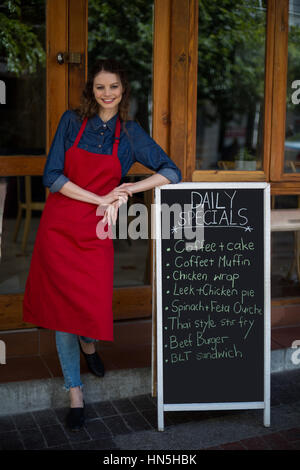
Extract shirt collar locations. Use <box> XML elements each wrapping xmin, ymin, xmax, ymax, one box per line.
<box><xmin>90</xmin><ymin>112</ymin><xmax>119</xmax><ymax>131</ymax></box>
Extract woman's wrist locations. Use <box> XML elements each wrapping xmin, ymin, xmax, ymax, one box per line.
<box><xmin>125</xmin><ymin>174</ymin><xmax>170</xmax><ymax>194</ymax></box>
<box><xmin>84</xmin><ymin>192</ymin><xmax>103</xmax><ymax>206</ymax></box>
<box><xmin>97</xmin><ymin>195</ymin><xmax>104</xmax><ymax>206</ymax></box>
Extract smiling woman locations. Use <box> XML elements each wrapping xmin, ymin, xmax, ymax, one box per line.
<box><xmin>93</xmin><ymin>74</ymin><xmax>123</xmax><ymax>112</ymax></box>
<box><xmin>77</xmin><ymin>59</ymin><xmax>131</xmax><ymax>123</ymax></box>
<box><xmin>22</xmin><ymin>56</ymin><xmax>181</xmax><ymax>431</ymax></box>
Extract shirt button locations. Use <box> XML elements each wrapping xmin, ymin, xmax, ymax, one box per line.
<box><xmin>103</xmin><ymin>124</ymin><xmax>107</xmax><ymax>128</ymax></box>
<box><xmin>100</xmin><ymin>132</ymin><xmax>104</xmax><ymax>136</ymax></box>
<box><xmin>98</xmin><ymin>144</ymin><xmax>102</xmax><ymax>148</ymax></box>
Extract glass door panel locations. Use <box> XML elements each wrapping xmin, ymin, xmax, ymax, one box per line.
<box><xmin>0</xmin><ymin>1</ymin><xmax>46</xmax><ymax>296</ymax></box>
<box><xmin>284</xmin><ymin>1</ymin><xmax>300</xmax><ymax>173</ymax></box>
<box><xmin>196</xmin><ymin>0</ymin><xmax>267</xmax><ymax>171</ymax></box>
<box><xmin>0</xmin><ymin>0</ymin><xmax>46</xmax><ymax>156</ymax></box>
<box><xmin>88</xmin><ymin>0</ymin><xmax>154</xmax><ymax>287</ymax></box>
<box><xmin>0</xmin><ymin>176</ymin><xmax>46</xmax><ymax>294</ymax></box>
<box><xmin>271</xmin><ymin>194</ymin><xmax>300</xmax><ymax>298</ymax></box>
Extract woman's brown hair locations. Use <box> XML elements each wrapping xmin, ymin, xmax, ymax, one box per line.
<box><xmin>75</xmin><ymin>59</ymin><xmax>131</xmax><ymax>123</ymax></box>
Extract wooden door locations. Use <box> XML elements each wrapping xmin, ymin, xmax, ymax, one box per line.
<box><xmin>0</xmin><ymin>0</ymin><xmax>179</xmax><ymax>330</ymax></box>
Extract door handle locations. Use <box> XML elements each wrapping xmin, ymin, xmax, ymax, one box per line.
<box><xmin>56</xmin><ymin>52</ymin><xmax>82</xmax><ymax>65</ymax></box>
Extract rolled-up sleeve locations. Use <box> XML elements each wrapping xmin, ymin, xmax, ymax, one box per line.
<box><xmin>43</xmin><ymin>110</ymin><xmax>71</xmax><ymax>193</ymax></box>
<box><xmin>129</xmin><ymin>122</ymin><xmax>182</xmax><ymax>184</ymax></box>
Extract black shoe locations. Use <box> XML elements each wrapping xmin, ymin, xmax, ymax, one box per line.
<box><xmin>66</xmin><ymin>404</ymin><xmax>85</xmax><ymax>432</ymax></box>
<box><xmin>79</xmin><ymin>340</ymin><xmax>105</xmax><ymax>377</ymax></box>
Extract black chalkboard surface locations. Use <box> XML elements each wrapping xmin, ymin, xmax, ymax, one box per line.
<box><xmin>155</xmin><ymin>183</ymin><xmax>271</xmax><ymax>429</ymax></box>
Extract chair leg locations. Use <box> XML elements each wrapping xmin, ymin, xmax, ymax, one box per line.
<box><xmin>12</xmin><ymin>205</ymin><xmax>22</xmax><ymax>242</ymax></box>
<box><xmin>20</xmin><ymin>175</ymin><xmax>33</xmax><ymax>254</ymax></box>
<box><xmin>21</xmin><ymin>207</ymin><xmax>31</xmax><ymax>254</ymax></box>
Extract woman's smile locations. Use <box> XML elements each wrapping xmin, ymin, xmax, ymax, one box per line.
<box><xmin>93</xmin><ymin>71</ymin><xmax>123</xmax><ymax>118</ymax></box>
<box><xmin>102</xmin><ymin>98</ymin><xmax>115</xmax><ymax>103</ymax></box>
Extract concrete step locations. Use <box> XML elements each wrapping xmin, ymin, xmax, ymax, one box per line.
<box><xmin>0</xmin><ymin>367</ymin><xmax>151</xmax><ymax>416</ymax></box>
<box><xmin>1</xmin><ymin>345</ymin><xmax>300</xmax><ymax>417</ymax></box>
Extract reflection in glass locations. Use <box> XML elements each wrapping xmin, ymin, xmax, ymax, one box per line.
<box><xmin>0</xmin><ymin>1</ymin><xmax>46</xmax><ymax>156</ymax></box>
<box><xmin>0</xmin><ymin>175</ymin><xmax>151</xmax><ymax>292</ymax></box>
<box><xmin>0</xmin><ymin>1</ymin><xmax>46</xmax><ymax>295</ymax></box>
<box><xmin>88</xmin><ymin>0</ymin><xmax>153</xmax><ymax>132</ymax></box>
<box><xmin>113</xmin><ymin>176</ymin><xmax>151</xmax><ymax>287</ymax></box>
<box><xmin>196</xmin><ymin>0</ymin><xmax>266</xmax><ymax>171</ymax></box>
<box><xmin>0</xmin><ymin>176</ymin><xmax>45</xmax><ymax>294</ymax></box>
<box><xmin>88</xmin><ymin>0</ymin><xmax>154</xmax><ymax>286</ymax></box>
<box><xmin>284</xmin><ymin>1</ymin><xmax>300</xmax><ymax>173</ymax></box>
<box><xmin>271</xmin><ymin>195</ymin><xmax>300</xmax><ymax>298</ymax></box>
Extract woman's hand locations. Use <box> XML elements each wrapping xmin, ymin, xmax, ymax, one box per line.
<box><xmin>100</xmin><ymin>183</ymin><xmax>135</xmax><ymax>225</ymax></box>
<box><xmin>102</xmin><ymin>196</ymin><xmax>127</xmax><ymax>226</ymax></box>
<box><xmin>99</xmin><ymin>184</ymin><xmax>133</xmax><ymax>207</ymax></box>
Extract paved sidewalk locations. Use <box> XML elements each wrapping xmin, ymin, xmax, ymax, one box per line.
<box><xmin>0</xmin><ymin>368</ymin><xmax>300</xmax><ymax>451</ymax></box>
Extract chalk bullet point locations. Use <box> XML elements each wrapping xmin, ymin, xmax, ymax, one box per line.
<box><xmin>166</xmin><ymin>290</ymin><xmax>170</xmax><ymax>294</ymax></box>
<box><xmin>166</xmin><ymin>263</ymin><xmax>170</xmax><ymax>267</ymax></box>
<box><xmin>164</xmin><ymin>326</ymin><xmax>168</xmax><ymax>330</ymax></box>
<box><xmin>165</xmin><ymin>359</ymin><xmax>168</xmax><ymax>363</ymax></box>
<box><xmin>167</xmin><ymin>275</ymin><xmax>170</xmax><ymax>279</ymax></box>
<box><xmin>165</xmin><ymin>306</ymin><xmax>168</xmax><ymax>310</ymax></box>
<box><xmin>166</xmin><ymin>248</ymin><xmax>171</xmax><ymax>251</ymax></box>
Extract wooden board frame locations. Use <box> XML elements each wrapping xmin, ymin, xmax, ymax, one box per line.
<box><xmin>154</xmin><ymin>182</ymin><xmax>271</xmax><ymax>431</ymax></box>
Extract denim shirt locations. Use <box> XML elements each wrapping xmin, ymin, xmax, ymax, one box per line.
<box><xmin>43</xmin><ymin>110</ymin><xmax>182</xmax><ymax>193</ymax></box>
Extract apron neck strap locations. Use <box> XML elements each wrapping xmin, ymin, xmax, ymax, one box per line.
<box><xmin>74</xmin><ymin>117</ymin><xmax>88</xmax><ymax>147</ymax></box>
<box><xmin>74</xmin><ymin>115</ymin><xmax>121</xmax><ymax>154</ymax></box>
<box><xmin>112</xmin><ymin>116</ymin><xmax>121</xmax><ymax>157</ymax></box>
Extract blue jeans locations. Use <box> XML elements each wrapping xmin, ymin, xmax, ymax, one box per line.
<box><xmin>55</xmin><ymin>331</ymin><xmax>97</xmax><ymax>391</ymax></box>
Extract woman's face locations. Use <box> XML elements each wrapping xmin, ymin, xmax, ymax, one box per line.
<box><xmin>93</xmin><ymin>71</ymin><xmax>123</xmax><ymax>114</ymax></box>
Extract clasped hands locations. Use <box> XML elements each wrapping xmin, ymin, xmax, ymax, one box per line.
<box><xmin>100</xmin><ymin>183</ymin><xmax>134</xmax><ymax>226</ymax></box>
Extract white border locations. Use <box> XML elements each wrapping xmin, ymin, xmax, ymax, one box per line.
<box><xmin>155</xmin><ymin>187</ymin><xmax>164</xmax><ymax>432</ymax></box>
<box><xmin>155</xmin><ymin>182</ymin><xmax>271</xmax><ymax>431</ymax></box>
<box><xmin>264</xmin><ymin>184</ymin><xmax>271</xmax><ymax>427</ymax></box>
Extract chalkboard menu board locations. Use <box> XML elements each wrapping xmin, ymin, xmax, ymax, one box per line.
<box><xmin>155</xmin><ymin>183</ymin><xmax>271</xmax><ymax>431</ymax></box>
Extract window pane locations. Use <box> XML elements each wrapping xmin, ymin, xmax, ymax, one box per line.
<box><xmin>0</xmin><ymin>1</ymin><xmax>46</xmax><ymax>295</ymax></box>
<box><xmin>284</xmin><ymin>1</ymin><xmax>300</xmax><ymax>173</ymax></box>
<box><xmin>271</xmin><ymin>195</ymin><xmax>300</xmax><ymax>298</ymax></box>
<box><xmin>0</xmin><ymin>176</ymin><xmax>45</xmax><ymax>294</ymax></box>
<box><xmin>196</xmin><ymin>0</ymin><xmax>266</xmax><ymax>171</ymax></box>
<box><xmin>113</xmin><ymin>175</ymin><xmax>151</xmax><ymax>287</ymax></box>
<box><xmin>0</xmin><ymin>0</ymin><xmax>46</xmax><ymax>156</ymax></box>
<box><xmin>88</xmin><ymin>0</ymin><xmax>154</xmax><ymax>134</ymax></box>
<box><xmin>88</xmin><ymin>0</ymin><xmax>154</xmax><ymax>287</ymax></box>
<box><xmin>0</xmin><ymin>175</ymin><xmax>149</xmax><ymax>293</ymax></box>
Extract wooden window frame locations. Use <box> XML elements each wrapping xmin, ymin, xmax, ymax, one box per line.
<box><xmin>269</xmin><ymin>0</ymin><xmax>300</xmax><ymax>186</ymax></box>
<box><xmin>189</xmin><ymin>0</ymin><xmax>300</xmax><ymax>193</ymax></box>
<box><xmin>191</xmin><ymin>0</ymin><xmax>271</xmax><ymax>183</ymax></box>
<box><xmin>169</xmin><ymin>0</ymin><xmax>300</xmax><ymax>310</ymax></box>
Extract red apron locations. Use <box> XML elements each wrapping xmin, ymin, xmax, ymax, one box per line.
<box><xmin>22</xmin><ymin>115</ymin><xmax>122</xmax><ymax>341</ymax></box>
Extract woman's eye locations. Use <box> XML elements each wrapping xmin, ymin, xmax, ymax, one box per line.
<box><xmin>96</xmin><ymin>85</ymin><xmax>119</xmax><ymax>90</ymax></box>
